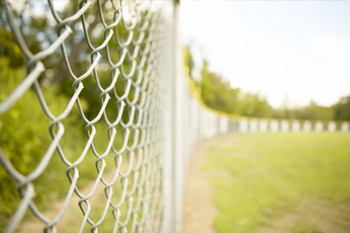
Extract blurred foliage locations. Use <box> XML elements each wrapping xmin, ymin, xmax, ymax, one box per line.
<box><xmin>0</xmin><ymin>0</ymin><xmax>150</xmax><ymax>230</ymax></box>
<box><xmin>197</xmin><ymin>58</ymin><xmax>274</xmax><ymax>118</ymax></box>
<box><xmin>184</xmin><ymin>45</ymin><xmax>350</xmax><ymax>121</ymax></box>
<box><xmin>274</xmin><ymin>100</ymin><xmax>334</xmax><ymax>120</ymax></box>
<box><xmin>0</xmin><ymin>54</ymin><xmax>120</xmax><ymax>232</ymax></box>
<box><xmin>0</xmin><ymin>57</ymin><xmax>51</xmax><ymax>174</ymax></box>
<box><xmin>200</xmin><ymin>60</ymin><xmax>240</xmax><ymax>114</ymax></box>
<box><xmin>333</xmin><ymin>95</ymin><xmax>350</xmax><ymax>121</ymax></box>
<box><xmin>0</xmin><ymin>28</ymin><xmax>25</xmax><ymax>67</ymax></box>
<box><xmin>183</xmin><ymin>46</ymin><xmax>194</xmax><ymax>77</ymax></box>
<box><xmin>0</xmin><ymin>57</ymin><xmax>66</xmax><ymax>229</ymax></box>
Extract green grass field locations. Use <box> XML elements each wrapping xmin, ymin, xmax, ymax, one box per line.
<box><xmin>203</xmin><ymin>132</ymin><xmax>350</xmax><ymax>233</ymax></box>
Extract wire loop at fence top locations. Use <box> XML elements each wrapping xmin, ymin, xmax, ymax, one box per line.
<box><xmin>0</xmin><ymin>1</ymin><xmax>174</xmax><ymax>233</ymax></box>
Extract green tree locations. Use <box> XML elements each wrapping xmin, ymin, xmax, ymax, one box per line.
<box><xmin>200</xmin><ymin>60</ymin><xmax>241</xmax><ymax>114</ymax></box>
<box><xmin>198</xmin><ymin>59</ymin><xmax>274</xmax><ymax>117</ymax></box>
<box><xmin>297</xmin><ymin>101</ymin><xmax>333</xmax><ymax>120</ymax></box>
<box><xmin>333</xmin><ymin>96</ymin><xmax>350</xmax><ymax>121</ymax></box>
<box><xmin>0</xmin><ymin>28</ymin><xmax>25</xmax><ymax>67</ymax></box>
<box><xmin>239</xmin><ymin>93</ymin><xmax>274</xmax><ymax>118</ymax></box>
<box><xmin>273</xmin><ymin>101</ymin><xmax>333</xmax><ymax>120</ymax></box>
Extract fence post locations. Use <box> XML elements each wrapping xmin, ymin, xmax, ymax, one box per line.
<box><xmin>315</xmin><ymin>121</ymin><xmax>323</xmax><ymax>132</ymax></box>
<box><xmin>172</xmin><ymin>1</ymin><xmax>186</xmax><ymax>233</ymax></box>
<box><xmin>270</xmin><ymin>119</ymin><xmax>279</xmax><ymax>132</ymax></box>
<box><xmin>292</xmin><ymin>120</ymin><xmax>300</xmax><ymax>132</ymax></box>
<box><xmin>249</xmin><ymin>119</ymin><xmax>258</xmax><ymax>133</ymax></box>
<box><xmin>328</xmin><ymin>121</ymin><xmax>336</xmax><ymax>132</ymax></box>
<box><xmin>303</xmin><ymin>120</ymin><xmax>311</xmax><ymax>132</ymax></box>
<box><xmin>239</xmin><ymin>118</ymin><xmax>248</xmax><ymax>133</ymax></box>
<box><xmin>341</xmin><ymin>122</ymin><xmax>349</xmax><ymax>132</ymax></box>
<box><xmin>259</xmin><ymin>119</ymin><xmax>268</xmax><ymax>133</ymax></box>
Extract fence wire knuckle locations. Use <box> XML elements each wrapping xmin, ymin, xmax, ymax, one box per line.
<box><xmin>0</xmin><ymin>1</ymin><xmax>176</xmax><ymax>233</ymax></box>
<box><xmin>0</xmin><ymin>0</ymin><xmax>276</xmax><ymax>232</ymax></box>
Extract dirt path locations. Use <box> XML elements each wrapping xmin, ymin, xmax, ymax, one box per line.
<box><xmin>182</xmin><ymin>139</ymin><xmax>220</xmax><ymax>233</ymax></box>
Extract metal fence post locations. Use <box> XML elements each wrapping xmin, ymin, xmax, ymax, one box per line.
<box><xmin>171</xmin><ymin>1</ymin><xmax>186</xmax><ymax>232</ymax></box>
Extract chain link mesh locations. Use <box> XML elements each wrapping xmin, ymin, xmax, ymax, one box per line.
<box><xmin>3</xmin><ymin>1</ymin><xmax>345</xmax><ymax>233</ymax></box>
<box><xmin>0</xmin><ymin>1</ymin><xmax>175</xmax><ymax>232</ymax></box>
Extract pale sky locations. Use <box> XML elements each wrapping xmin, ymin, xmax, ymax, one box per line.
<box><xmin>180</xmin><ymin>1</ymin><xmax>350</xmax><ymax>108</ymax></box>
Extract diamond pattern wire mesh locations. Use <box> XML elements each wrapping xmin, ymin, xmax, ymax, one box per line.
<box><xmin>3</xmin><ymin>1</ymin><xmax>348</xmax><ymax>231</ymax></box>
<box><xmin>0</xmin><ymin>1</ymin><xmax>175</xmax><ymax>232</ymax></box>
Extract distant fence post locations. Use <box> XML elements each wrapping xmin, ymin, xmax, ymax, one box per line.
<box><xmin>303</xmin><ymin>121</ymin><xmax>312</xmax><ymax>132</ymax></box>
<box><xmin>315</xmin><ymin>121</ymin><xmax>323</xmax><ymax>132</ymax></box>
<box><xmin>270</xmin><ymin>119</ymin><xmax>279</xmax><ymax>132</ymax></box>
<box><xmin>292</xmin><ymin>120</ymin><xmax>300</xmax><ymax>132</ymax></box>
<box><xmin>249</xmin><ymin>119</ymin><xmax>258</xmax><ymax>133</ymax></box>
<box><xmin>341</xmin><ymin>122</ymin><xmax>349</xmax><ymax>132</ymax></box>
<box><xmin>328</xmin><ymin>121</ymin><xmax>336</xmax><ymax>132</ymax></box>
<box><xmin>259</xmin><ymin>119</ymin><xmax>268</xmax><ymax>133</ymax></box>
<box><xmin>281</xmin><ymin>120</ymin><xmax>289</xmax><ymax>132</ymax></box>
<box><xmin>239</xmin><ymin>118</ymin><xmax>248</xmax><ymax>133</ymax></box>
<box><xmin>219</xmin><ymin>116</ymin><xmax>229</xmax><ymax>134</ymax></box>
<box><xmin>235</xmin><ymin>118</ymin><xmax>349</xmax><ymax>133</ymax></box>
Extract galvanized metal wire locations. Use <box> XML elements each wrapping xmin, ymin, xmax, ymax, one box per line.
<box><xmin>2</xmin><ymin>1</ymin><xmax>347</xmax><ymax>233</ymax></box>
<box><xmin>0</xmin><ymin>1</ymin><xmax>175</xmax><ymax>232</ymax></box>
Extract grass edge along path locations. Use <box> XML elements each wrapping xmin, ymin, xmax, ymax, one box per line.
<box><xmin>202</xmin><ymin>132</ymin><xmax>350</xmax><ymax>233</ymax></box>
<box><xmin>182</xmin><ymin>138</ymin><xmax>220</xmax><ymax>233</ymax></box>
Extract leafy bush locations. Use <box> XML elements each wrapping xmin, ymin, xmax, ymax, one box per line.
<box><xmin>0</xmin><ymin>57</ymin><xmax>84</xmax><ymax>229</ymax></box>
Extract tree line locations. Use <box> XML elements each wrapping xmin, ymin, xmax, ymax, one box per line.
<box><xmin>184</xmin><ymin>46</ymin><xmax>350</xmax><ymax>121</ymax></box>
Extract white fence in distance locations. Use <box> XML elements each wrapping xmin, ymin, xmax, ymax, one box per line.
<box><xmin>237</xmin><ymin>118</ymin><xmax>350</xmax><ymax>133</ymax></box>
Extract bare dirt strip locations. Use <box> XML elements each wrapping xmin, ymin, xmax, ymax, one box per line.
<box><xmin>182</xmin><ymin>139</ymin><xmax>219</xmax><ymax>233</ymax></box>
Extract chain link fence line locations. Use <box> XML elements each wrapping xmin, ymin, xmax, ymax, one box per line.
<box><xmin>237</xmin><ymin>118</ymin><xmax>350</xmax><ymax>133</ymax></box>
<box><xmin>0</xmin><ymin>1</ymin><xmax>229</xmax><ymax>233</ymax></box>
<box><xmin>2</xmin><ymin>1</ymin><xmax>349</xmax><ymax>233</ymax></box>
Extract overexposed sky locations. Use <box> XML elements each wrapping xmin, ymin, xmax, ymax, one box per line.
<box><xmin>180</xmin><ymin>1</ymin><xmax>350</xmax><ymax>108</ymax></box>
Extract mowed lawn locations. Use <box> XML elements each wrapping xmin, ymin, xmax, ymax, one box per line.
<box><xmin>203</xmin><ymin>132</ymin><xmax>350</xmax><ymax>233</ymax></box>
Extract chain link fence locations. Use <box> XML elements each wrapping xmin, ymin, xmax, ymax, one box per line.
<box><xmin>2</xmin><ymin>1</ymin><xmax>349</xmax><ymax>233</ymax></box>
<box><xmin>0</xmin><ymin>1</ymin><xmax>229</xmax><ymax>233</ymax></box>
